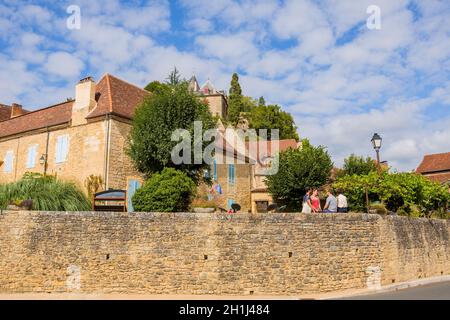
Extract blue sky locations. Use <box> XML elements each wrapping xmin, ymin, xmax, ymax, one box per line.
<box><xmin>1</xmin><ymin>0</ymin><xmax>450</xmax><ymax>171</ymax></box>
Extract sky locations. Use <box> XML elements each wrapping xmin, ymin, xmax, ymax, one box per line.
<box><xmin>0</xmin><ymin>0</ymin><xmax>449</xmax><ymax>172</ymax></box>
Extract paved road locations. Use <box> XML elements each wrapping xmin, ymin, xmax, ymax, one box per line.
<box><xmin>339</xmin><ymin>281</ymin><xmax>450</xmax><ymax>300</ymax></box>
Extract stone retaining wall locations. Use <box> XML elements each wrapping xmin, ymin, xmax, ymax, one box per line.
<box><xmin>0</xmin><ymin>211</ymin><xmax>448</xmax><ymax>295</ymax></box>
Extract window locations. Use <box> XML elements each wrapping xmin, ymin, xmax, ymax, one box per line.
<box><xmin>228</xmin><ymin>164</ymin><xmax>235</xmax><ymax>184</ymax></box>
<box><xmin>3</xmin><ymin>151</ymin><xmax>13</xmax><ymax>173</ymax></box>
<box><xmin>26</xmin><ymin>145</ymin><xmax>38</xmax><ymax>168</ymax></box>
<box><xmin>227</xmin><ymin>199</ymin><xmax>235</xmax><ymax>210</ymax></box>
<box><xmin>213</xmin><ymin>160</ymin><xmax>217</xmax><ymax>181</ymax></box>
<box><xmin>55</xmin><ymin>135</ymin><xmax>69</xmax><ymax>163</ymax></box>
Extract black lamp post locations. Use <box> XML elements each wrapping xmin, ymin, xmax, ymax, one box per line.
<box><xmin>371</xmin><ymin>133</ymin><xmax>382</xmax><ymax>174</ymax></box>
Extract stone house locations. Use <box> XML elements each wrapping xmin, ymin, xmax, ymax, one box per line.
<box><xmin>209</xmin><ymin>130</ymin><xmax>300</xmax><ymax>213</ymax></box>
<box><xmin>0</xmin><ymin>75</ymin><xmax>149</xmax><ymax>209</ymax></box>
<box><xmin>416</xmin><ymin>152</ymin><xmax>450</xmax><ymax>188</ymax></box>
<box><xmin>0</xmin><ymin>74</ymin><xmax>230</xmax><ymax>211</ymax></box>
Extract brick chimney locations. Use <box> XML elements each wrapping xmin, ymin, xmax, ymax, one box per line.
<box><xmin>10</xmin><ymin>103</ymin><xmax>25</xmax><ymax>118</ymax></box>
<box><xmin>72</xmin><ymin>76</ymin><xmax>96</xmax><ymax>126</ymax></box>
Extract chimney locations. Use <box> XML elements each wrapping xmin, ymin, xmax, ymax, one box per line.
<box><xmin>10</xmin><ymin>103</ymin><xmax>25</xmax><ymax>118</ymax></box>
<box><xmin>72</xmin><ymin>76</ymin><xmax>96</xmax><ymax>126</ymax></box>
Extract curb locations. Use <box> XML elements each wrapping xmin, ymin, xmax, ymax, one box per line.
<box><xmin>318</xmin><ymin>275</ymin><xmax>450</xmax><ymax>299</ymax></box>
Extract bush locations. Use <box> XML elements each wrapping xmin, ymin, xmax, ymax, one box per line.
<box><xmin>128</xmin><ymin>80</ymin><xmax>215</xmax><ymax>183</ymax></box>
<box><xmin>333</xmin><ymin>172</ymin><xmax>449</xmax><ymax>218</ymax></box>
<box><xmin>266</xmin><ymin>139</ymin><xmax>333</xmax><ymax>211</ymax></box>
<box><xmin>0</xmin><ymin>173</ymin><xmax>91</xmax><ymax>211</ymax></box>
<box><xmin>132</xmin><ymin>168</ymin><xmax>196</xmax><ymax>212</ymax></box>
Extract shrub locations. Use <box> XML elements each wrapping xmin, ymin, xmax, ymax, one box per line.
<box><xmin>266</xmin><ymin>139</ymin><xmax>333</xmax><ymax>211</ymax></box>
<box><xmin>0</xmin><ymin>173</ymin><xmax>91</xmax><ymax>211</ymax></box>
<box><xmin>333</xmin><ymin>172</ymin><xmax>449</xmax><ymax>218</ymax></box>
<box><xmin>132</xmin><ymin>168</ymin><xmax>196</xmax><ymax>212</ymax></box>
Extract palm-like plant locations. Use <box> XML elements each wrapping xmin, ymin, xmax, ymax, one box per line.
<box><xmin>0</xmin><ymin>173</ymin><xmax>91</xmax><ymax>211</ymax></box>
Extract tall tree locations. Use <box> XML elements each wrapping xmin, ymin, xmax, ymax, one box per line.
<box><xmin>144</xmin><ymin>81</ymin><xmax>169</xmax><ymax>94</ymax></box>
<box><xmin>128</xmin><ymin>78</ymin><xmax>215</xmax><ymax>183</ymax></box>
<box><xmin>266</xmin><ymin>140</ymin><xmax>333</xmax><ymax>211</ymax></box>
<box><xmin>258</xmin><ymin>96</ymin><xmax>266</xmax><ymax>107</ymax></box>
<box><xmin>166</xmin><ymin>67</ymin><xmax>182</xmax><ymax>86</ymax></box>
<box><xmin>227</xmin><ymin>73</ymin><xmax>244</xmax><ymax>124</ymax></box>
<box><xmin>337</xmin><ymin>154</ymin><xmax>378</xmax><ymax>177</ymax></box>
<box><xmin>249</xmin><ymin>104</ymin><xmax>299</xmax><ymax>140</ymax></box>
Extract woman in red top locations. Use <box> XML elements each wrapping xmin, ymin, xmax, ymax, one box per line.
<box><xmin>310</xmin><ymin>189</ymin><xmax>321</xmax><ymax>213</ymax></box>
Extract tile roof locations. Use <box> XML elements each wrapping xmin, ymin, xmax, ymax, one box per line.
<box><xmin>422</xmin><ymin>172</ymin><xmax>450</xmax><ymax>184</ymax></box>
<box><xmin>0</xmin><ymin>100</ymin><xmax>73</xmax><ymax>138</ymax></box>
<box><xmin>86</xmin><ymin>74</ymin><xmax>149</xmax><ymax>119</ymax></box>
<box><xmin>0</xmin><ymin>74</ymin><xmax>149</xmax><ymax>138</ymax></box>
<box><xmin>246</xmin><ymin>139</ymin><xmax>299</xmax><ymax>158</ymax></box>
<box><xmin>416</xmin><ymin>152</ymin><xmax>450</xmax><ymax>173</ymax></box>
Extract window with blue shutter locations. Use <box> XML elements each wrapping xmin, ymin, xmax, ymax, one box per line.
<box><xmin>227</xmin><ymin>199</ymin><xmax>235</xmax><ymax>210</ymax></box>
<box><xmin>3</xmin><ymin>151</ymin><xmax>13</xmax><ymax>173</ymax></box>
<box><xmin>228</xmin><ymin>164</ymin><xmax>235</xmax><ymax>184</ymax></box>
<box><xmin>26</xmin><ymin>145</ymin><xmax>37</xmax><ymax>168</ymax></box>
<box><xmin>127</xmin><ymin>179</ymin><xmax>141</xmax><ymax>212</ymax></box>
<box><xmin>55</xmin><ymin>135</ymin><xmax>69</xmax><ymax>163</ymax></box>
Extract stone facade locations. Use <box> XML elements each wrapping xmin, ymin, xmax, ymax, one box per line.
<box><xmin>0</xmin><ymin>74</ymin><xmax>147</xmax><ymax>199</ymax></box>
<box><xmin>0</xmin><ymin>211</ymin><xmax>448</xmax><ymax>295</ymax></box>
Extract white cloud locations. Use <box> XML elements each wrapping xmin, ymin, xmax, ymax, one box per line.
<box><xmin>1</xmin><ymin>0</ymin><xmax>450</xmax><ymax>172</ymax></box>
<box><xmin>45</xmin><ymin>52</ymin><xmax>84</xmax><ymax>78</ymax></box>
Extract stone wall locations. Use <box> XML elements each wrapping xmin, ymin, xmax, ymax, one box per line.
<box><xmin>0</xmin><ymin>211</ymin><xmax>448</xmax><ymax>295</ymax></box>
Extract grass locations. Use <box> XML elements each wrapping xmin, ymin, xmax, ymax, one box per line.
<box><xmin>0</xmin><ymin>173</ymin><xmax>91</xmax><ymax>211</ymax></box>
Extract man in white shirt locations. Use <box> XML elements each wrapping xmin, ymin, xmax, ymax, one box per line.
<box><xmin>337</xmin><ymin>189</ymin><xmax>348</xmax><ymax>213</ymax></box>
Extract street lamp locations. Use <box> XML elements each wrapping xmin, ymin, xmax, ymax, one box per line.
<box><xmin>371</xmin><ymin>133</ymin><xmax>382</xmax><ymax>173</ymax></box>
<box><xmin>39</xmin><ymin>154</ymin><xmax>47</xmax><ymax>175</ymax></box>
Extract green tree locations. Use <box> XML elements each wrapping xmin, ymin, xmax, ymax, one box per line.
<box><xmin>266</xmin><ymin>140</ymin><xmax>333</xmax><ymax>211</ymax></box>
<box><xmin>144</xmin><ymin>81</ymin><xmax>169</xmax><ymax>94</ymax></box>
<box><xmin>227</xmin><ymin>73</ymin><xmax>244</xmax><ymax>124</ymax></box>
<box><xmin>258</xmin><ymin>96</ymin><xmax>266</xmax><ymax>107</ymax></box>
<box><xmin>337</xmin><ymin>154</ymin><xmax>377</xmax><ymax>177</ymax></box>
<box><xmin>248</xmin><ymin>104</ymin><xmax>299</xmax><ymax>140</ymax></box>
<box><xmin>132</xmin><ymin>168</ymin><xmax>196</xmax><ymax>212</ymax></box>
<box><xmin>332</xmin><ymin>172</ymin><xmax>450</xmax><ymax>218</ymax></box>
<box><xmin>128</xmin><ymin>80</ymin><xmax>216</xmax><ymax>182</ymax></box>
<box><xmin>166</xmin><ymin>67</ymin><xmax>182</xmax><ymax>85</ymax></box>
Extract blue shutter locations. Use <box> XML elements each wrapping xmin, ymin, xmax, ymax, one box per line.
<box><xmin>213</xmin><ymin>160</ymin><xmax>217</xmax><ymax>181</ymax></box>
<box><xmin>56</xmin><ymin>135</ymin><xmax>69</xmax><ymax>163</ymax></box>
<box><xmin>4</xmin><ymin>151</ymin><xmax>13</xmax><ymax>173</ymax></box>
<box><xmin>62</xmin><ymin>135</ymin><xmax>69</xmax><ymax>162</ymax></box>
<box><xmin>27</xmin><ymin>145</ymin><xmax>36</xmax><ymax>168</ymax></box>
<box><xmin>228</xmin><ymin>164</ymin><xmax>235</xmax><ymax>184</ymax></box>
<box><xmin>128</xmin><ymin>179</ymin><xmax>141</xmax><ymax>212</ymax></box>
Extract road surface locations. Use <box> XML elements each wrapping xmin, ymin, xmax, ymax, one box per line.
<box><xmin>339</xmin><ymin>281</ymin><xmax>450</xmax><ymax>300</ymax></box>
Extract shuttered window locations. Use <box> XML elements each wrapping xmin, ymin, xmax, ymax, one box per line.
<box><xmin>26</xmin><ymin>145</ymin><xmax>37</xmax><ymax>168</ymax></box>
<box><xmin>3</xmin><ymin>150</ymin><xmax>14</xmax><ymax>173</ymax></box>
<box><xmin>228</xmin><ymin>164</ymin><xmax>235</xmax><ymax>184</ymax></box>
<box><xmin>55</xmin><ymin>135</ymin><xmax>69</xmax><ymax>163</ymax></box>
